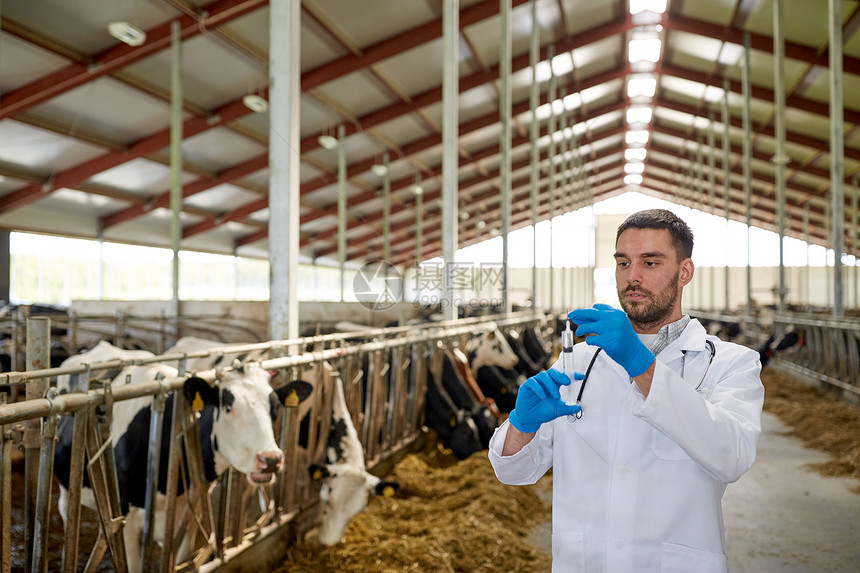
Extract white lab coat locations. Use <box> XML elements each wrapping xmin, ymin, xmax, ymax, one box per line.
<box><xmin>489</xmin><ymin>318</ymin><xmax>763</xmax><ymax>573</ymax></box>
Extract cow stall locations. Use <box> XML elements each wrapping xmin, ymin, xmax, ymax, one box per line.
<box><xmin>0</xmin><ymin>311</ymin><xmax>550</xmax><ymax>572</ymax></box>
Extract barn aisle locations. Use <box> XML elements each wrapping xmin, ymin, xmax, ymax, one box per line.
<box><xmin>723</xmin><ymin>411</ymin><xmax>860</xmax><ymax>572</ymax></box>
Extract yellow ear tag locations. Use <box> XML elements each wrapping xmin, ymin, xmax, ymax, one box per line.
<box><xmin>382</xmin><ymin>485</ymin><xmax>395</xmax><ymax>497</ymax></box>
<box><xmin>501</xmin><ymin>386</ymin><xmax>508</xmax><ymax>394</ymax></box>
<box><xmin>283</xmin><ymin>389</ymin><xmax>299</xmax><ymax>408</ymax></box>
<box><xmin>312</xmin><ymin>468</ymin><xmax>323</xmax><ymax>480</ymax></box>
<box><xmin>449</xmin><ymin>414</ymin><xmax>457</xmax><ymax>428</ymax></box>
<box><xmin>192</xmin><ymin>392</ymin><xmax>204</xmax><ymax>412</ymax></box>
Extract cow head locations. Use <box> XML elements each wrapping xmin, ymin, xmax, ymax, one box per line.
<box><xmin>183</xmin><ymin>366</ymin><xmax>312</xmax><ymax>485</ymax></box>
<box><xmin>309</xmin><ymin>463</ymin><xmax>399</xmax><ymax>545</ymax></box>
<box><xmin>467</xmin><ymin>327</ymin><xmax>519</xmax><ymax>373</ymax></box>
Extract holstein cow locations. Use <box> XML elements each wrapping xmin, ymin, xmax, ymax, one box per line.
<box><xmin>308</xmin><ymin>374</ymin><xmax>399</xmax><ymax>545</ymax></box>
<box><xmin>56</xmin><ymin>339</ymin><xmax>155</xmax><ymax>393</ymax></box>
<box><xmin>502</xmin><ymin>328</ymin><xmax>544</xmax><ymax>378</ymax></box>
<box><xmin>522</xmin><ymin>324</ymin><xmax>553</xmax><ymax>368</ymax></box>
<box><xmin>438</xmin><ymin>345</ymin><xmax>501</xmax><ymax>450</ymax></box>
<box><xmin>53</xmin><ymin>349</ymin><xmax>312</xmax><ymax>572</ymax></box>
<box><xmin>424</xmin><ymin>359</ymin><xmax>484</xmax><ymax>460</ymax></box>
<box><xmin>465</xmin><ymin>326</ymin><xmax>523</xmax><ymax>416</ymax></box>
<box><xmin>757</xmin><ymin>327</ymin><xmax>805</xmax><ymax>367</ymax></box>
<box><xmin>163</xmin><ymin>335</ymin><xmax>270</xmax><ymax>372</ymax></box>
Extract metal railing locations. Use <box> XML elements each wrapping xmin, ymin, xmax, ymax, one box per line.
<box><xmin>771</xmin><ymin>313</ymin><xmax>860</xmax><ymax>399</ymax></box>
<box><xmin>0</xmin><ymin>311</ymin><xmax>547</xmax><ymax>573</ymax></box>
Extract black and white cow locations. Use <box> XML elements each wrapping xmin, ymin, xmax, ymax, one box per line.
<box><xmin>457</xmin><ymin>326</ymin><xmax>523</xmax><ymax>416</ymax></box>
<box><xmin>444</xmin><ymin>352</ymin><xmax>498</xmax><ymax>448</ymax></box>
<box><xmin>503</xmin><ymin>329</ymin><xmax>544</xmax><ymax>378</ymax></box>
<box><xmin>757</xmin><ymin>327</ymin><xmax>805</xmax><ymax>367</ymax></box>
<box><xmin>53</xmin><ymin>351</ymin><xmax>312</xmax><ymax>572</ymax></box>
<box><xmin>424</xmin><ymin>359</ymin><xmax>484</xmax><ymax>460</ymax></box>
<box><xmin>163</xmin><ymin>335</ymin><xmax>270</xmax><ymax>372</ymax></box>
<box><xmin>522</xmin><ymin>324</ymin><xmax>553</xmax><ymax>368</ymax></box>
<box><xmin>474</xmin><ymin>364</ymin><xmax>521</xmax><ymax>414</ymax></box>
<box><xmin>466</xmin><ymin>325</ymin><xmax>519</xmax><ymax>377</ymax></box>
<box><xmin>56</xmin><ymin>339</ymin><xmax>156</xmax><ymax>393</ymax></box>
<box><xmin>308</xmin><ymin>373</ymin><xmax>399</xmax><ymax>545</ymax></box>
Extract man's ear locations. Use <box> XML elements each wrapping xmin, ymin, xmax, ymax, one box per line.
<box><xmin>679</xmin><ymin>258</ymin><xmax>694</xmax><ymax>287</ymax></box>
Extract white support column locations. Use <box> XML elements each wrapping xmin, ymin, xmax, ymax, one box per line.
<box><xmin>268</xmin><ymin>0</ymin><xmax>301</xmax><ymax>342</ymax></box>
<box><xmin>829</xmin><ymin>0</ymin><xmax>845</xmax><ymax>317</ymax></box>
<box><xmin>547</xmin><ymin>44</ymin><xmax>556</xmax><ymax>313</ymax></box>
<box><xmin>560</xmin><ymin>89</ymin><xmax>569</xmax><ymax>311</ymax></box>
<box><xmin>529</xmin><ymin>0</ymin><xmax>540</xmax><ymax>309</ymax></box>
<box><xmin>722</xmin><ymin>79</ymin><xmax>731</xmax><ymax>312</ymax></box>
<box><xmin>500</xmin><ymin>0</ymin><xmax>512</xmax><ymax>315</ymax></box>
<box><xmin>415</xmin><ymin>174</ymin><xmax>424</xmax><ymax>264</ymax></box>
<box><xmin>804</xmin><ymin>205</ymin><xmax>810</xmax><ymax>310</ymax></box>
<box><xmin>338</xmin><ymin>123</ymin><xmax>347</xmax><ymax>301</ymax></box>
<box><xmin>707</xmin><ymin>113</ymin><xmax>716</xmax><ymax>310</ymax></box>
<box><xmin>742</xmin><ymin>33</ymin><xmax>753</xmax><ymax>318</ymax></box>
<box><xmin>169</xmin><ymin>21</ymin><xmax>182</xmax><ymax>319</ymax></box>
<box><xmin>442</xmin><ymin>0</ymin><xmax>459</xmax><ymax>320</ymax></box>
<box><xmin>382</xmin><ymin>152</ymin><xmax>391</xmax><ymax>263</ymax></box>
<box><xmin>853</xmin><ymin>177</ymin><xmax>859</xmax><ymax>308</ymax></box>
<box><xmin>774</xmin><ymin>0</ymin><xmax>788</xmax><ymax>314</ymax></box>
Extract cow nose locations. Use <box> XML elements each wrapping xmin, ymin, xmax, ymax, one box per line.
<box><xmin>256</xmin><ymin>451</ymin><xmax>283</xmax><ymax>473</ymax></box>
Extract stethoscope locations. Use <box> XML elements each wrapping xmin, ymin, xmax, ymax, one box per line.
<box><xmin>567</xmin><ymin>339</ymin><xmax>717</xmax><ymax>421</ymax></box>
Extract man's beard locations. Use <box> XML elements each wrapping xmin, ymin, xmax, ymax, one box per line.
<box><xmin>618</xmin><ymin>271</ymin><xmax>680</xmax><ymax>329</ymax></box>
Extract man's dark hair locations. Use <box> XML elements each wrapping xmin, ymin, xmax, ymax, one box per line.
<box><xmin>616</xmin><ymin>209</ymin><xmax>694</xmax><ymax>261</ymax></box>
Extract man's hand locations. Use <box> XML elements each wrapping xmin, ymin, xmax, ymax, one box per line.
<box><xmin>568</xmin><ymin>303</ymin><xmax>655</xmax><ymax>378</ymax></box>
<box><xmin>508</xmin><ymin>369</ymin><xmax>582</xmax><ymax>433</ymax></box>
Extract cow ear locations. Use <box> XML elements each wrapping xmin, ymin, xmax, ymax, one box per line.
<box><xmin>183</xmin><ymin>377</ymin><xmax>219</xmax><ymax>410</ymax></box>
<box><xmin>375</xmin><ymin>480</ymin><xmax>400</xmax><ymax>497</ymax></box>
<box><xmin>308</xmin><ymin>464</ymin><xmax>330</xmax><ymax>480</ymax></box>
<box><xmin>276</xmin><ymin>380</ymin><xmax>313</xmax><ymax>408</ymax></box>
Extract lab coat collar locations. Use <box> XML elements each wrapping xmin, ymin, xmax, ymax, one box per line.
<box><xmin>658</xmin><ymin>318</ymin><xmax>708</xmax><ymax>361</ymax></box>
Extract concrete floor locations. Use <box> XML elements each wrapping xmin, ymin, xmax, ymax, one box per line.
<box><xmin>527</xmin><ymin>412</ymin><xmax>860</xmax><ymax>572</ymax></box>
<box><xmin>723</xmin><ymin>412</ymin><xmax>860</xmax><ymax>573</ymax></box>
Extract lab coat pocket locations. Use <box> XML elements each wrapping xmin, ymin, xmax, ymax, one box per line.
<box><xmin>551</xmin><ymin>530</ymin><xmax>586</xmax><ymax>572</ymax></box>
<box><xmin>651</xmin><ymin>431</ymin><xmax>690</xmax><ymax>460</ymax></box>
<box><xmin>661</xmin><ymin>541</ymin><xmax>727</xmax><ymax>573</ymax></box>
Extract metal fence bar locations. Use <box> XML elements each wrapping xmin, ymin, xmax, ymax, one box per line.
<box><xmin>0</xmin><ymin>394</ymin><xmax>11</xmax><ymax>573</ymax></box>
<box><xmin>773</xmin><ymin>313</ymin><xmax>860</xmax><ymax>398</ymax></box>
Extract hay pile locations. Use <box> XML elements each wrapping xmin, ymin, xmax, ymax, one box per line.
<box><xmin>275</xmin><ymin>442</ymin><xmax>552</xmax><ymax>573</ymax></box>
<box><xmin>762</xmin><ymin>367</ymin><xmax>860</xmax><ymax>491</ymax></box>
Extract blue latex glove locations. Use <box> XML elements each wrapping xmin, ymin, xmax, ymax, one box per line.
<box><xmin>568</xmin><ymin>303</ymin><xmax>655</xmax><ymax>378</ymax></box>
<box><xmin>508</xmin><ymin>369</ymin><xmax>582</xmax><ymax>433</ymax></box>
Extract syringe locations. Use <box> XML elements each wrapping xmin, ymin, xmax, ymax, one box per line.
<box><xmin>561</xmin><ymin>321</ymin><xmax>581</xmax><ymax>420</ymax></box>
<box><xmin>561</xmin><ymin>320</ymin><xmax>575</xmax><ymax>379</ymax></box>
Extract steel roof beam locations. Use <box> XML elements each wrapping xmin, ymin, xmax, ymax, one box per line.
<box><xmin>0</xmin><ymin>0</ymin><xmax>266</xmax><ymax>119</ymax></box>
<box><xmin>663</xmin><ymin>14</ymin><xmax>860</xmax><ymax>76</ymax></box>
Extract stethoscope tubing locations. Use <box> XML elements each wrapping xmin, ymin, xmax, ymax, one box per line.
<box><xmin>574</xmin><ymin>339</ymin><xmax>717</xmax><ymax>418</ymax></box>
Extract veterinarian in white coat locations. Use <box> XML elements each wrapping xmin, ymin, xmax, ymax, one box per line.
<box><xmin>489</xmin><ymin>210</ymin><xmax>764</xmax><ymax>573</ymax></box>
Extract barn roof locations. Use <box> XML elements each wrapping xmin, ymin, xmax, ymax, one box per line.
<box><xmin>1</xmin><ymin>0</ymin><xmax>858</xmax><ymax>268</ymax></box>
